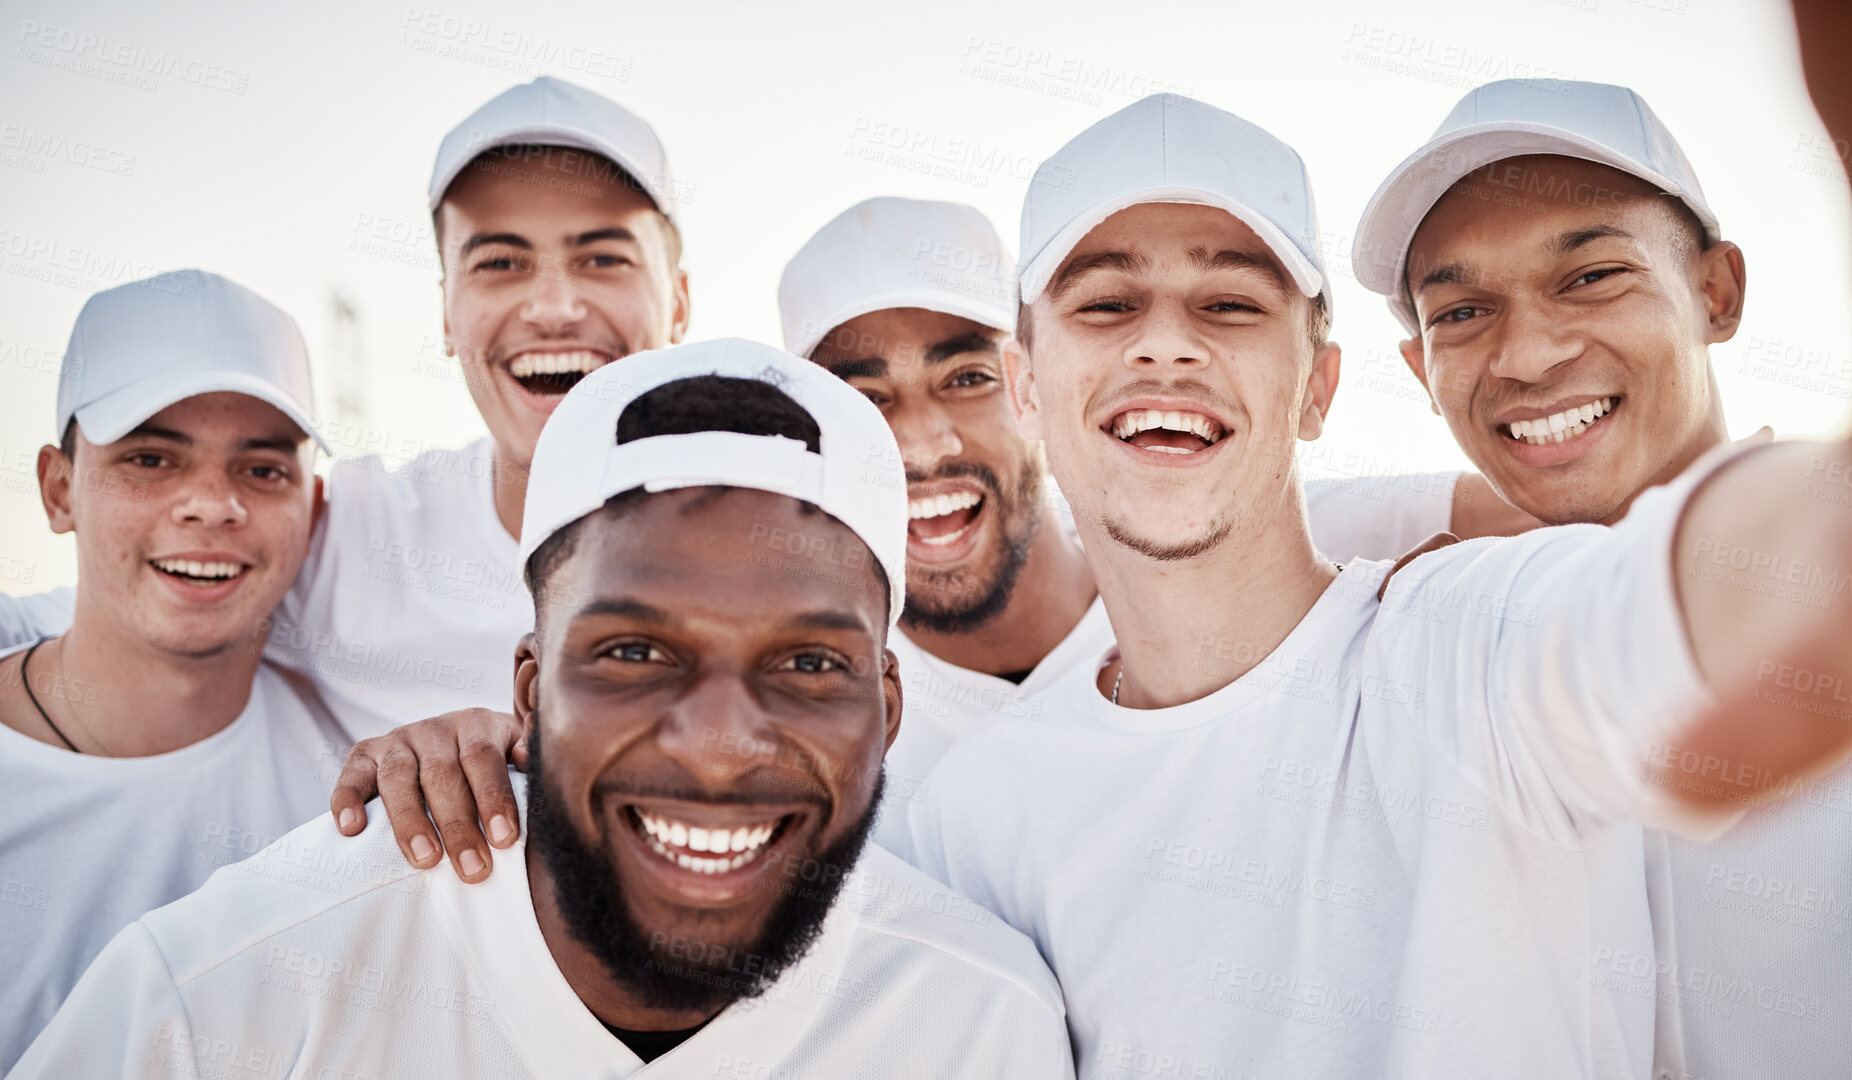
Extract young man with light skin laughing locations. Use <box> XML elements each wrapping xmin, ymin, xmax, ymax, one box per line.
<box><xmin>0</xmin><ymin>270</ymin><xmax>350</xmax><ymax>1071</ymax></box>
<box><xmin>905</xmin><ymin>92</ymin><xmax>1852</xmax><ymax>1078</ymax></box>
<box><xmin>14</xmin><ymin>341</ymin><xmax>1073</xmax><ymax>1078</ymax></box>
<box><xmin>1352</xmin><ymin>77</ymin><xmax>1850</xmax><ymax>1080</ymax></box>
<box><xmin>326</xmin><ymin>195</ymin><xmax>1534</xmax><ymax>866</ymax></box>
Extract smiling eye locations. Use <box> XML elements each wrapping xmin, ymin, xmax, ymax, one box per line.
<box><xmin>1570</xmin><ymin>268</ymin><xmax>1626</xmax><ymax>288</ymax></box>
<box><xmin>780</xmin><ymin>652</ymin><xmax>844</xmax><ymax>674</ymax></box>
<box><xmin>474</xmin><ymin>256</ymin><xmax>518</xmax><ymax>272</ymax></box>
<box><xmin>1432</xmin><ymin>305</ymin><xmax>1484</xmax><ymax>326</ymax></box>
<box><xmin>1077</xmin><ymin>299</ymin><xmax>1134</xmax><ymax>314</ymax></box>
<box><xmin>126</xmin><ymin>452</ymin><xmax>166</xmax><ymax>468</ymax></box>
<box><xmin>948</xmin><ymin>370</ymin><xmax>996</xmax><ymax>389</ymax></box>
<box><xmin>248</xmin><ymin>464</ymin><xmax>289</xmax><ymax>482</ymax></box>
<box><xmin>586</xmin><ymin>253</ymin><xmax>633</xmax><ymax>269</ymax></box>
<box><xmin>1203</xmin><ymin>300</ymin><xmax>1261</xmax><ymax>314</ymax></box>
<box><xmin>610</xmin><ymin>642</ymin><xmax>670</xmax><ymax>664</ymax></box>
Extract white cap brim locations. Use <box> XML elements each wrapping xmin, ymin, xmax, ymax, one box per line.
<box><xmin>1018</xmin><ymin>186</ymin><xmax>1326</xmax><ymax>306</ymax></box>
<box><xmin>71</xmin><ymin>369</ymin><xmax>329</xmax><ymax>453</ymax></box>
<box><xmin>1355</xmin><ymin>124</ymin><xmax>1722</xmax><ymax>333</ymax></box>
<box><xmin>426</xmin><ymin>124</ymin><xmax>674</xmax><ymax>222</ymax></box>
<box><xmin>791</xmin><ymin>286</ymin><xmax>1015</xmax><ymax>359</ymax></box>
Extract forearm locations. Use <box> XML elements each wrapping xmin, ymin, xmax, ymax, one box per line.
<box><xmin>1671</xmin><ymin>439</ymin><xmax>1852</xmax><ymax>800</ymax></box>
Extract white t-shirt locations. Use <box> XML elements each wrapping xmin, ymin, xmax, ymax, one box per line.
<box><xmin>266</xmin><ymin>436</ymin><xmax>530</xmax><ymax>739</ymax></box>
<box><xmin>0</xmin><ymin>656</ymin><xmax>349</xmax><ymax>1073</ymax></box>
<box><xmin>875</xmin><ymin>473</ymin><xmax>1458</xmax><ymax>858</ymax></box>
<box><xmin>911</xmin><ymin>464</ymin><xmax>1730</xmax><ymax>1079</ymax></box>
<box><xmin>14</xmin><ymin>778</ymin><xmax>1075</xmax><ymax>1079</ymax></box>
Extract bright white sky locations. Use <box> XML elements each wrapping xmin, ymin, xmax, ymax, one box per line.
<box><xmin>2</xmin><ymin>0</ymin><xmax>1846</xmax><ymax>590</ymax></box>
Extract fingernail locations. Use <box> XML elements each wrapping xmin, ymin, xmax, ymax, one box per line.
<box><xmin>459</xmin><ymin>849</ymin><xmax>485</xmax><ymax>877</ymax></box>
<box><xmin>410</xmin><ymin>835</ymin><xmax>436</xmax><ymax>864</ymax></box>
<box><xmin>489</xmin><ymin>815</ymin><xmax>513</xmax><ymax>845</ymax></box>
<box><xmin>338</xmin><ymin>808</ymin><xmax>360</xmax><ymax>833</ymax></box>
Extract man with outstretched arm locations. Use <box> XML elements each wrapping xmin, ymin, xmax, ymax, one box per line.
<box><xmin>1349</xmin><ymin>76</ymin><xmax>1851</xmax><ymax>1080</ymax></box>
<box><xmin>906</xmin><ymin>92</ymin><xmax>1852</xmax><ymax>1077</ymax></box>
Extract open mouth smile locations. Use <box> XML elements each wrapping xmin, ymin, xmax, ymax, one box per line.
<box><xmin>1109</xmin><ymin>408</ymin><xmax>1226</xmax><ymax>455</ymax></box>
<box><xmin>149</xmin><ymin>557</ymin><xmax>248</xmax><ymax>586</ymax></box>
<box><xmin>1499</xmin><ymin>396</ymin><xmax>1618</xmax><ymax>446</ymax></box>
<box><xmin>908</xmin><ymin>489</ymin><xmax>984</xmax><ymax>549</ymax></box>
<box><xmin>508</xmin><ymin>349</ymin><xmax>612</xmax><ymax>396</ymax></box>
<box><xmin>630</xmin><ymin>808</ymin><xmax>793</xmax><ymax>876</ymax></box>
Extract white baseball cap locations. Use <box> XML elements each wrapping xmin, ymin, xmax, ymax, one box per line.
<box><xmin>519</xmin><ymin>338</ymin><xmax>908</xmax><ymax>627</ymax></box>
<box><xmin>1017</xmin><ymin>93</ymin><xmax>1329</xmax><ymax>311</ymax></box>
<box><xmin>57</xmin><ymin>269</ymin><xmax>327</xmax><ymax>452</ymax></box>
<box><xmin>778</xmin><ymin>197</ymin><xmax>1015</xmax><ymax>359</ymax></box>
<box><xmin>1353</xmin><ymin>79</ymin><xmax>1721</xmax><ymax>333</ymax></box>
<box><xmin>428</xmin><ymin>75</ymin><xmax>676</xmax><ymax>222</ymax></box>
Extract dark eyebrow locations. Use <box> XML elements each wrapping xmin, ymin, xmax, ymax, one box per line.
<box><xmin>122</xmin><ymin>424</ymin><xmax>191</xmax><ymax>445</ymax></box>
<box><xmin>924</xmin><ymin>332</ymin><xmax>1000</xmax><ymax>365</ymax></box>
<box><xmin>460</xmin><ymin>232</ymin><xmax>532</xmax><ymax>256</ymax></box>
<box><xmin>241</xmin><ymin>434</ymin><xmax>308</xmax><ymax>454</ymax></box>
<box><xmin>823</xmin><ymin>357</ymin><xmax>887</xmax><ymax>380</ymax></box>
<box><xmin>1187</xmin><ymin>247</ymin><xmax>1288</xmax><ymax>292</ymax></box>
<box><xmin>574</xmin><ymin>598</ymin><xmax>676</xmax><ymax>624</ymax></box>
<box><xmin>1047</xmin><ymin>250</ymin><xmax>1151</xmax><ymax>300</ymax></box>
<box><xmin>572</xmin><ymin>227</ymin><xmax>639</xmax><ymax>247</ymax></box>
<box><xmin>782</xmin><ymin>610</ymin><xmax>873</xmax><ymax>634</ymax></box>
<box><xmin>1416</xmin><ymin>263</ymin><xmax>1473</xmax><ymax>292</ymax></box>
<box><xmin>1550</xmin><ymin>225</ymin><xmax>1635</xmax><ymax>257</ymax></box>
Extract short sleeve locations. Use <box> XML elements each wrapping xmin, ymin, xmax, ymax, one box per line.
<box><xmin>9</xmin><ymin>921</ymin><xmax>196</xmax><ymax>1079</ymax></box>
<box><xmin>0</xmin><ymin>588</ymin><xmax>76</xmax><ymax>648</ymax></box>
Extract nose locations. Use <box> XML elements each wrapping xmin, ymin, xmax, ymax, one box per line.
<box><xmin>1487</xmin><ymin>297</ymin><xmax>1581</xmax><ymax>385</ymax></box>
<box><xmin>655</xmin><ymin>671</ymin><xmax>782</xmax><ymax>791</ymax></box>
<box><xmin>519</xmin><ymin>258</ymin><xmax>589</xmax><ymax>332</ymax></box>
<box><xmin>170</xmin><ymin>469</ymin><xmax>247</xmax><ymax>529</ymax></box>
<box><xmin>1124</xmin><ymin>297</ymin><xmax>1211</xmax><ymax>372</ymax></box>
<box><xmin>888</xmin><ymin>396</ymin><xmax>963</xmax><ymax>476</ymax></box>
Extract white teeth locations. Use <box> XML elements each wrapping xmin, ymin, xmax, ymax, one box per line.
<box><xmin>508</xmin><ymin>350</ymin><xmax>607</xmax><ymax>378</ymax></box>
<box><xmin>152</xmin><ymin>558</ymin><xmax>242</xmax><ymax>580</ymax></box>
<box><xmin>1110</xmin><ymin>408</ymin><xmax>1222</xmax><ymax>446</ymax></box>
<box><xmin>908</xmin><ymin>490</ymin><xmax>982</xmax><ymax>520</ymax></box>
<box><xmin>1505</xmin><ymin>397</ymin><xmax>1615</xmax><ymax>445</ymax></box>
<box><xmin>636</xmin><ymin>811</ymin><xmax>781</xmax><ymax>869</ymax></box>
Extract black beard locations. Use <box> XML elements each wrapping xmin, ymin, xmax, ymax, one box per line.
<box><xmin>900</xmin><ymin>459</ymin><xmax>1044</xmax><ymax>636</ymax></box>
<box><xmin>525</xmin><ymin>719</ymin><xmax>883</xmax><ymax>1015</ymax></box>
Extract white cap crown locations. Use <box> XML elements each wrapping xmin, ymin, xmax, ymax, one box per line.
<box><xmin>778</xmin><ymin>197</ymin><xmax>1014</xmax><ymax>358</ymax></box>
<box><xmin>57</xmin><ymin>269</ymin><xmax>326</xmax><ymax>451</ymax></box>
<box><xmin>428</xmin><ymin>75</ymin><xmax>676</xmax><ymax>222</ymax></box>
<box><xmin>1353</xmin><ymin>79</ymin><xmax>1719</xmax><ymax>332</ymax></box>
<box><xmin>1018</xmin><ymin>93</ymin><xmax>1329</xmax><ymax>310</ymax></box>
<box><xmin>520</xmin><ymin>339</ymin><xmax>908</xmax><ymax>627</ymax></box>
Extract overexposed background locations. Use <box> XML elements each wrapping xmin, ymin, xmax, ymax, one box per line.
<box><xmin>2</xmin><ymin>0</ymin><xmax>1846</xmax><ymax>590</ymax></box>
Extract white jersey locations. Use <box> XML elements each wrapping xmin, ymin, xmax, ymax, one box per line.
<box><xmin>911</xmin><ymin>462</ymin><xmax>1737</xmax><ymax>1079</ymax></box>
<box><xmin>875</xmin><ymin>471</ymin><xmax>1457</xmax><ymax>858</ymax></box>
<box><xmin>266</xmin><ymin>436</ymin><xmax>530</xmax><ymax>739</ymax></box>
<box><xmin>0</xmin><ymin>657</ymin><xmax>348</xmax><ymax>1072</ymax></box>
<box><xmin>14</xmin><ymin>778</ymin><xmax>1075</xmax><ymax>1079</ymax></box>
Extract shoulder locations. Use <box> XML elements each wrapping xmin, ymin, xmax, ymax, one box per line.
<box><xmin>134</xmin><ymin>801</ymin><xmax>429</xmax><ymax>987</ymax></box>
<box><xmin>836</xmin><ymin>845</ymin><xmax>1065</xmax><ymax>1021</ymax></box>
<box><xmin>324</xmin><ymin>437</ymin><xmax>490</xmax><ymax>515</ymax></box>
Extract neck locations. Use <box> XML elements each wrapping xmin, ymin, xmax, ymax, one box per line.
<box><xmin>1089</xmin><ymin>484</ymin><xmax>1335</xmax><ymax>709</ymax></box>
<box><xmin>526</xmin><ymin>844</ymin><xmax>721</xmax><ymax>1032</ymax></box>
<box><xmin>902</xmin><ymin>507</ymin><xmax>1097</xmax><ymax>676</ymax></box>
<box><xmin>491</xmin><ymin>443</ymin><xmax>529</xmax><ymax>540</ymax></box>
<box><xmin>3</xmin><ymin>599</ymin><xmax>264</xmax><ymax>756</ymax></box>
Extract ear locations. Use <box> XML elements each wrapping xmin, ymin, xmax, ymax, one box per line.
<box><xmin>1296</xmin><ymin>341</ymin><xmax>1342</xmax><ymax>441</ymax></box>
<box><xmin>669</xmin><ymin>267</ymin><xmax>691</xmax><ymax>344</ymax></box>
<box><xmin>879</xmin><ymin>647</ymin><xmax>904</xmax><ymax>753</ymax></box>
<box><xmin>1697</xmin><ymin>240</ymin><xmax>1746</xmax><ymax>345</ymax></box>
<box><xmin>513</xmin><ymin>632</ymin><xmax>541</xmax><ymax>734</ymax></box>
<box><xmin>1001</xmin><ymin>337</ymin><xmax>1045</xmax><ymax>441</ymax></box>
<box><xmin>1399</xmin><ymin>335</ymin><xmax>1442</xmax><ymax>416</ymax></box>
<box><xmin>38</xmin><ymin>444</ymin><xmax>75</xmax><ymax>534</ymax></box>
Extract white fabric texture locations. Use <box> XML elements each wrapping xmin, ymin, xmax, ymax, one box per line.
<box><xmin>911</xmin><ymin>461</ymin><xmax>1728</xmax><ymax>1079</ymax></box>
<box><xmin>14</xmin><ymin>778</ymin><xmax>1074</xmax><ymax>1079</ymax></box>
<box><xmin>0</xmin><ymin>658</ymin><xmax>348</xmax><ymax>1072</ymax></box>
<box><xmin>266</xmin><ymin>436</ymin><xmax>528</xmax><ymax>739</ymax></box>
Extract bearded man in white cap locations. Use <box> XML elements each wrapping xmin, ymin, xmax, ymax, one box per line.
<box><xmin>0</xmin><ymin>76</ymin><xmax>692</xmax><ymax>883</ymax></box>
<box><xmin>908</xmin><ymin>92</ymin><xmax>1852</xmax><ymax>1077</ymax></box>
<box><xmin>1351</xmin><ymin>77</ymin><xmax>1851</xmax><ymax>1080</ymax></box>
<box><xmin>0</xmin><ymin>270</ymin><xmax>351</xmax><ymax>1070</ymax></box>
<box><xmin>13</xmin><ymin>339</ymin><xmax>1073</xmax><ymax>1079</ymax></box>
